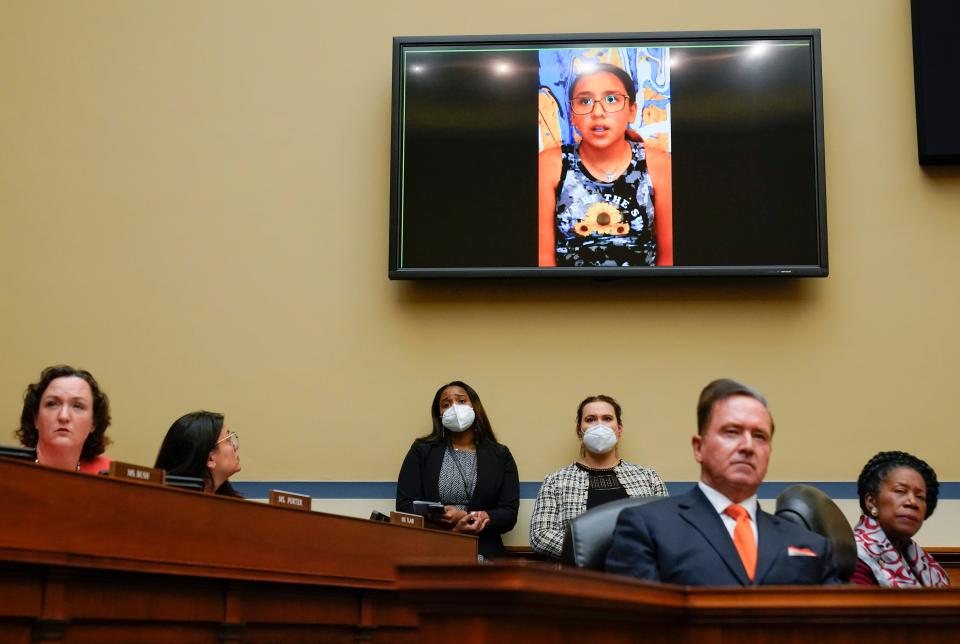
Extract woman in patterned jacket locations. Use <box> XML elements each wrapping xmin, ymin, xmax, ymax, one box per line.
<box><xmin>851</xmin><ymin>451</ymin><xmax>949</xmax><ymax>587</ymax></box>
<box><xmin>529</xmin><ymin>394</ymin><xmax>667</xmax><ymax>559</ymax></box>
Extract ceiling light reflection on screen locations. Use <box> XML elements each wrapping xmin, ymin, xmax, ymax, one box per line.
<box><xmin>577</xmin><ymin>61</ymin><xmax>599</xmax><ymax>75</ymax></box>
<box><xmin>747</xmin><ymin>42</ymin><xmax>770</xmax><ymax>59</ymax></box>
<box><xmin>493</xmin><ymin>61</ymin><xmax>512</xmax><ymax>75</ymax></box>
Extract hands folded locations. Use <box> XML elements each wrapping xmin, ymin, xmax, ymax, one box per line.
<box><xmin>429</xmin><ymin>507</ymin><xmax>490</xmax><ymax>534</ymax></box>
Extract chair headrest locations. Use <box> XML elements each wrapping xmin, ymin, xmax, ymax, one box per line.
<box><xmin>775</xmin><ymin>484</ymin><xmax>857</xmax><ymax>581</ymax></box>
<box><xmin>0</xmin><ymin>445</ymin><xmax>36</xmax><ymax>461</ymax></box>
<box><xmin>561</xmin><ymin>496</ymin><xmax>661</xmax><ymax>570</ymax></box>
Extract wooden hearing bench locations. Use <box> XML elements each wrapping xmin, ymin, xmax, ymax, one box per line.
<box><xmin>397</xmin><ymin>562</ymin><xmax>960</xmax><ymax>643</ymax></box>
<box><xmin>3</xmin><ymin>456</ymin><xmax>960</xmax><ymax>643</ymax></box>
<box><xmin>0</xmin><ymin>456</ymin><xmax>476</xmax><ymax>643</ymax></box>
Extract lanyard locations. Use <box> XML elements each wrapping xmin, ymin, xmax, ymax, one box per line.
<box><xmin>446</xmin><ymin>443</ymin><xmax>474</xmax><ymax>501</ymax></box>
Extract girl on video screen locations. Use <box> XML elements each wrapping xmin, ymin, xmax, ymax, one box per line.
<box><xmin>538</xmin><ymin>53</ymin><xmax>672</xmax><ymax>267</ymax></box>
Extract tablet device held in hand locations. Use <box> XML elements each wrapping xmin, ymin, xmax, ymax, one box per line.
<box><xmin>412</xmin><ymin>500</ymin><xmax>445</xmax><ymax>516</ymax></box>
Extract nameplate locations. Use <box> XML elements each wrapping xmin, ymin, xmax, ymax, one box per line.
<box><xmin>269</xmin><ymin>489</ymin><xmax>312</xmax><ymax>511</ymax></box>
<box><xmin>107</xmin><ymin>461</ymin><xmax>165</xmax><ymax>486</ymax></box>
<box><xmin>389</xmin><ymin>511</ymin><xmax>424</xmax><ymax>529</ymax></box>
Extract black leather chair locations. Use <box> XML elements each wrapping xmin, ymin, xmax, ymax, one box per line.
<box><xmin>775</xmin><ymin>484</ymin><xmax>857</xmax><ymax>581</ymax></box>
<box><xmin>0</xmin><ymin>445</ymin><xmax>36</xmax><ymax>461</ymax></box>
<box><xmin>560</xmin><ymin>496</ymin><xmax>661</xmax><ymax>569</ymax></box>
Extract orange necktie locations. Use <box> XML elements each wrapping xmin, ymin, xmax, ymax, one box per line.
<box><xmin>725</xmin><ymin>504</ymin><xmax>757</xmax><ymax>581</ymax></box>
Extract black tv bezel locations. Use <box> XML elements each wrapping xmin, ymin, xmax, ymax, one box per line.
<box><xmin>389</xmin><ymin>29</ymin><xmax>828</xmax><ymax>279</ymax></box>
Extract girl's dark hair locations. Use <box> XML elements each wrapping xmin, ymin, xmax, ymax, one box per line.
<box><xmin>568</xmin><ymin>62</ymin><xmax>638</xmax><ymax>105</ymax></box>
<box><xmin>576</xmin><ymin>394</ymin><xmax>623</xmax><ymax>426</ymax></box>
<box><xmin>857</xmin><ymin>451</ymin><xmax>938</xmax><ymax>518</ymax></box>
<box><xmin>154</xmin><ymin>411</ymin><xmax>241</xmax><ymax>497</ymax></box>
<box><xmin>17</xmin><ymin>365</ymin><xmax>112</xmax><ymax>461</ymax></box>
<box><xmin>417</xmin><ymin>381</ymin><xmax>499</xmax><ymax>446</ymax></box>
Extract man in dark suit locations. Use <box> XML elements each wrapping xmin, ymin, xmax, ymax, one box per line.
<box><xmin>605</xmin><ymin>378</ymin><xmax>839</xmax><ymax>585</ymax></box>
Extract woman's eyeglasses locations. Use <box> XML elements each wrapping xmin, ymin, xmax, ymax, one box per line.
<box><xmin>571</xmin><ymin>93</ymin><xmax>629</xmax><ymax>115</ymax></box>
<box><xmin>216</xmin><ymin>431</ymin><xmax>239</xmax><ymax>450</ymax></box>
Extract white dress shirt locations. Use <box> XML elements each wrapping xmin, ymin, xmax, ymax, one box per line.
<box><xmin>698</xmin><ymin>481</ymin><xmax>759</xmax><ymax>544</ymax></box>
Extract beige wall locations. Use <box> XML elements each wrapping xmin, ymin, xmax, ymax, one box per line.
<box><xmin>1</xmin><ymin>1</ymin><xmax>958</xmax><ymax>503</ymax></box>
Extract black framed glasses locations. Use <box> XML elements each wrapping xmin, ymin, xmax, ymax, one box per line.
<box><xmin>570</xmin><ymin>93</ymin><xmax>629</xmax><ymax>115</ymax></box>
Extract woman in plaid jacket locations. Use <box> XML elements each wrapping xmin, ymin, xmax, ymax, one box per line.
<box><xmin>529</xmin><ymin>394</ymin><xmax>668</xmax><ymax>559</ymax></box>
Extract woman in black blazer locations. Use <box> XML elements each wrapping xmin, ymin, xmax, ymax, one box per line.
<box><xmin>396</xmin><ymin>381</ymin><xmax>519</xmax><ymax>559</ymax></box>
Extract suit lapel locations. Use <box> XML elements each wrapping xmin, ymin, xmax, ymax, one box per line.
<box><xmin>678</xmin><ymin>487</ymin><xmax>750</xmax><ymax>586</ymax></box>
<box><xmin>753</xmin><ymin>507</ymin><xmax>786</xmax><ymax>584</ymax></box>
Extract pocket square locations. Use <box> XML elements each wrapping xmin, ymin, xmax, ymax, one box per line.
<box><xmin>787</xmin><ymin>546</ymin><xmax>818</xmax><ymax>557</ymax></box>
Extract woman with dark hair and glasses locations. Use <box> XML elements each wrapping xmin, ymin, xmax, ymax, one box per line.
<box><xmin>396</xmin><ymin>381</ymin><xmax>519</xmax><ymax>559</ymax></box>
<box><xmin>529</xmin><ymin>394</ymin><xmax>667</xmax><ymax>559</ymax></box>
<box><xmin>155</xmin><ymin>411</ymin><xmax>242</xmax><ymax>497</ymax></box>
<box><xmin>851</xmin><ymin>451</ymin><xmax>948</xmax><ymax>587</ymax></box>
<box><xmin>17</xmin><ymin>365</ymin><xmax>113</xmax><ymax>473</ymax></box>
<box><xmin>539</xmin><ymin>62</ymin><xmax>672</xmax><ymax>267</ymax></box>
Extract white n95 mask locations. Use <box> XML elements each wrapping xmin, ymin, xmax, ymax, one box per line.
<box><xmin>581</xmin><ymin>424</ymin><xmax>618</xmax><ymax>454</ymax></box>
<box><xmin>441</xmin><ymin>404</ymin><xmax>475</xmax><ymax>432</ymax></box>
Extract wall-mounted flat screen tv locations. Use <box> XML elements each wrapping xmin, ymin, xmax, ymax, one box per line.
<box><xmin>389</xmin><ymin>30</ymin><xmax>827</xmax><ymax>278</ymax></box>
